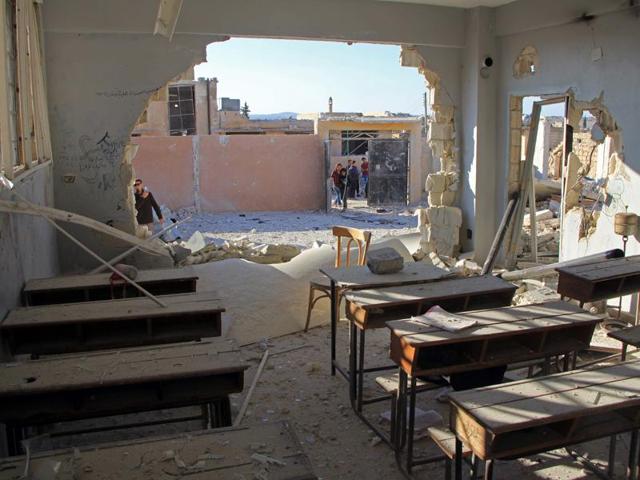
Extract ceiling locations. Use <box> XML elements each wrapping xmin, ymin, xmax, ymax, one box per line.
<box><xmin>372</xmin><ymin>0</ymin><xmax>516</xmax><ymax>7</ymax></box>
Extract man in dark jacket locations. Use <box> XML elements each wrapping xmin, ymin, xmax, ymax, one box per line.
<box><xmin>347</xmin><ymin>160</ymin><xmax>359</xmax><ymax>199</ymax></box>
<box><xmin>134</xmin><ymin>178</ymin><xmax>163</xmax><ymax>238</ymax></box>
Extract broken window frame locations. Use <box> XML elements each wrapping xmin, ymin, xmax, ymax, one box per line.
<box><xmin>168</xmin><ymin>84</ymin><xmax>197</xmax><ymax>136</ymax></box>
<box><xmin>0</xmin><ymin>0</ymin><xmax>52</xmax><ymax>180</ymax></box>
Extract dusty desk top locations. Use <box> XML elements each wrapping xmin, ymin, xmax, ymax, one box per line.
<box><xmin>320</xmin><ymin>262</ymin><xmax>450</xmax><ymax>288</ymax></box>
<box><xmin>23</xmin><ymin>268</ymin><xmax>198</xmax><ymax>292</ymax></box>
<box><xmin>0</xmin><ymin>422</ymin><xmax>316</xmax><ymax>480</ymax></box>
<box><xmin>0</xmin><ymin>339</ymin><xmax>247</xmax><ymax>396</ymax></box>
<box><xmin>387</xmin><ymin>301</ymin><xmax>601</xmax><ymax>347</ymax></box>
<box><xmin>556</xmin><ymin>255</ymin><xmax>640</xmax><ymax>282</ymax></box>
<box><xmin>449</xmin><ymin>359</ymin><xmax>640</xmax><ymax>434</ymax></box>
<box><xmin>345</xmin><ymin>275</ymin><xmax>515</xmax><ymax>307</ymax></box>
<box><xmin>2</xmin><ymin>292</ymin><xmax>223</xmax><ymax>328</ymax></box>
<box><xmin>608</xmin><ymin>324</ymin><xmax>640</xmax><ymax>347</ymax></box>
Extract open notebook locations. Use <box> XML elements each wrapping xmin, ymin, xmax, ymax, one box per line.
<box><xmin>411</xmin><ymin>305</ymin><xmax>477</xmax><ymax>332</ymax></box>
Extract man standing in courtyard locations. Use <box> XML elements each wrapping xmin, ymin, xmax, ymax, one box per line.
<box><xmin>347</xmin><ymin>160</ymin><xmax>359</xmax><ymax>199</ymax></box>
<box><xmin>134</xmin><ymin>178</ymin><xmax>164</xmax><ymax>238</ymax></box>
<box><xmin>360</xmin><ymin>156</ymin><xmax>369</xmax><ymax>198</ymax></box>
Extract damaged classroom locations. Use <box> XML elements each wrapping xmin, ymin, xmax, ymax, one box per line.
<box><xmin>1</xmin><ymin>0</ymin><xmax>640</xmax><ymax>479</ymax></box>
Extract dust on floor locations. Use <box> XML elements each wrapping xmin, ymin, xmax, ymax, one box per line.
<box><xmin>33</xmin><ymin>321</ymin><xmax>632</xmax><ymax>479</ymax></box>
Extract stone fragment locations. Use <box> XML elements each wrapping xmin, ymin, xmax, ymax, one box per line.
<box><xmin>366</xmin><ymin>247</ymin><xmax>405</xmax><ymax>274</ymax></box>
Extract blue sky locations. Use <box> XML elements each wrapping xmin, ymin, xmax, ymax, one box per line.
<box><xmin>194</xmin><ymin>38</ymin><xmax>427</xmax><ymax>115</ymax></box>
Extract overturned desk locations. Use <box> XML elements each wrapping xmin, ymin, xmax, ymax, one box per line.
<box><xmin>387</xmin><ymin>301</ymin><xmax>603</xmax><ymax>476</ymax></box>
<box><xmin>1</xmin><ymin>292</ymin><xmax>223</xmax><ymax>356</ymax></box>
<box><xmin>0</xmin><ymin>339</ymin><xmax>248</xmax><ymax>455</ymax></box>
<box><xmin>22</xmin><ymin>268</ymin><xmax>198</xmax><ymax>306</ymax></box>
<box><xmin>449</xmin><ymin>359</ymin><xmax>640</xmax><ymax>480</ymax></box>
<box><xmin>0</xmin><ymin>422</ymin><xmax>316</xmax><ymax>480</ymax></box>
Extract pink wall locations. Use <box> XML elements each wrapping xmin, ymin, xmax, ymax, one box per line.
<box><xmin>132</xmin><ymin>136</ymin><xmax>194</xmax><ymax>210</ymax></box>
<box><xmin>132</xmin><ymin>134</ymin><xmax>324</xmax><ymax>212</ymax></box>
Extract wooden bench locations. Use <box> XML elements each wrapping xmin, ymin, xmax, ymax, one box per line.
<box><xmin>387</xmin><ymin>301</ymin><xmax>604</xmax><ymax>476</ymax></box>
<box><xmin>1</xmin><ymin>291</ymin><xmax>223</xmax><ymax>356</ymax></box>
<box><xmin>428</xmin><ymin>426</ymin><xmax>474</xmax><ymax>480</ymax></box>
<box><xmin>449</xmin><ymin>359</ymin><xmax>640</xmax><ymax>479</ymax></box>
<box><xmin>0</xmin><ymin>422</ymin><xmax>317</xmax><ymax>479</ymax></box>
<box><xmin>22</xmin><ymin>267</ymin><xmax>198</xmax><ymax>306</ymax></box>
<box><xmin>0</xmin><ymin>339</ymin><xmax>248</xmax><ymax>455</ymax></box>
<box><xmin>557</xmin><ymin>255</ymin><xmax>640</xmax><ymax>304</ymax></box>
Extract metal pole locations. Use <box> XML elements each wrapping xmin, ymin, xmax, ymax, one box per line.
<box><xmin>90</xmin><ymin>216</ymin><xmax>191</xmax><ymax>274</ymax></box>
<box><xmin>44</xmin><ymin>216</ymin><xmax>167</xmax><ymax>307</ymax></box>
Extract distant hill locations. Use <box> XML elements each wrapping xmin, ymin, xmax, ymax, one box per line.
<box><xmin>249</xmin><ymin>112</ymin><xmax>298</xmax><ymax>120</ymax></box>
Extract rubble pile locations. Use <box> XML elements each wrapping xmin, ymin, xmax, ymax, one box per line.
<box><xmin>519</xmin><ymin>199</ymin><xmax>561</xmax><ymax>257</ymax></box>
<box><xmin>181</xmin><ymin>237</ymin><xmax>301</xmax><ymax>266</ymax></box>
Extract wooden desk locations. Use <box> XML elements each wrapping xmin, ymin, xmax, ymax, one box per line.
<box><xmin>449</xmin><ymin>360</ymin><xmax>640</xmax><ymax>479</ymax></box>
<box><xmin>22</xmin><ymin>268</ymin><xmax>198</xmax><ymax>306</ymax></box>
<box><xmin>0</xmin><ymin>339</ymin><xmax>248</xmax><ymax>455</ymax></box>
<box><xmin>347</xmin><ymin>275</ymin><xmax>516</xmax><ymax>330</ymax></box>
<box><xmin>557</xmin><ymin>255</ymin><xmax>640</xmax><ymax>303</ymax></box>
<box><xmin>320</xmin><ymin>262</ymin><xmax>450</xmax><ymax>378</ymax></box>
<box><xmin>340</xmin><ymin>275</ymin><xmax>516</xmax><ymax>447</ymax></box>
<box><xmin>0</xmin><ymin>422</ymin><xmax>317</xmax><ymax>480</ymax></box>
<box><xmin>609</xmin><ymin>325</ymin><xmax>640</xmax><ymax>360</ymax></box>
<box><xmin>387</xmin><ymin>301</ymin><xmax>603</xmax><ymax>476</ymax></box>
<box><xmin>1</xmin><ymin>292</ymin><xmax>223</xmax><ymax>356</ymax></box>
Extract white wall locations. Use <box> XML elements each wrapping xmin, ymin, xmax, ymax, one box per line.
<box><xmin>494</xmin><ymin>4</ymin><xmax>640</xmax><ymax>296</ymax></box>
<box><xmin>0</xmin><ymin>165</ymin><xmax>59</xmax><ymax>336</ymax></box>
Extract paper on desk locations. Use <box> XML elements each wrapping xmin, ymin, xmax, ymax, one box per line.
<box><xmin>411</xmin><ymin>305</ymin><xmax>477</xmax><ymax>332</ymax></box>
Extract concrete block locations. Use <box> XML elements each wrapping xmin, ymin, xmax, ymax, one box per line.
<box><xmin>441</xmin><ymin>190</ymin><xmax>456</xmax><ymax>206</ymax></box>
<box><xmin>428</xmin><ymin>192</ymin><xmax>443</xmax><ymax>206</ymax></box>
<box><xmin>429</xmin><ymin>123</ymin><xmax>454</xmax><ymax>141</ymax></box>
<box><xmin>432</xmin><ymin>105</ymin><xmax>455</xmax><ymax>123</ymax></box>
<box><xmin>366</xmin><ymin>247</ymin><xmax>405</xmax><ymax>274</ymax></box>
<box><xmin>426</xmin><ymin>173</ymin><xmax>448</xmax><ymax>193</ymax></box>
<box><xmin>426</xmin><ymin>206</ymin><xmax>462</xmax><ymax>228</ymax></box>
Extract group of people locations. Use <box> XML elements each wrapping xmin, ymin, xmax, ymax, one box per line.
<box><xmin>330</xmin><ymin>157</ymin><xmax>369</xmax><ymax>208</ymax></box>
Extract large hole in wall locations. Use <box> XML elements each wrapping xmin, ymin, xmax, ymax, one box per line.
<box><xmin>127</xmin><ymin>38</ymin><xmax>429</xmax><ymax>231</ymax></box>
<box><xmin>508</xmin><ymin>91</ymin><xmax>625</xmax><ymax>264</ymax></box>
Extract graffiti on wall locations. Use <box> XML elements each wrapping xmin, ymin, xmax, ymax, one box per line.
<box><xmin>75</xmin><ymin>131</ymin><xmax>125</xmax><ymax>191</ymax></box>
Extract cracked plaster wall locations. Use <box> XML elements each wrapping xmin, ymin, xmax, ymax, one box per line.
<box><xmin>43</xmin><ymin>30</ymin><xmax>224</xmax><ymax>271</ymax></box>
<box><xmin>495</xmin><ymin>7</ymin><xmax>640</xmax><ymax>278</ymax></box>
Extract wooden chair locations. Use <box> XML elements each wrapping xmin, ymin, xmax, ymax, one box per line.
<box><xmin>304</xmin><ymin>226</ymin><xmax>371</xmax><ymax>332</ymax></box>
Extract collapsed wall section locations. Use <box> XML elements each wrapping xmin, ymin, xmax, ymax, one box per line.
<box><xmin>44</xmin><ymin>32</ymin><xmax>224</xmax><ymax>271</ymax></box>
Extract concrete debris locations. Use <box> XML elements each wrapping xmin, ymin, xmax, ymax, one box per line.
<box><xmin>523</xmin><ymin>209</ymin><xmax>553</xmax><ymax>227</ymax></box>
<box><xmin>380</xmin><ymin>407</ymin><xmax>443</xmax><ymax>432</ymax></box>
<box><xmin>366</xmin><ymin>247</ymin><xmax>405</xmax><ymax>274</ymax></box>
<box><xmin>416</xmin><ymin>205</ymin><xmax>463</xmax><ymax>258</ymax></box>
<box><xmin>183</xmin><ymin>230</ymin><xmax>207</xmax><ymax>253</ymax></box>
<box><xmin>520</xmin><ymin>204</ymin><xmax>560</xmax><ymax>257</ymax></box>
<box><xmin>452</xmin><ymin>259</ymin><xmax>482</xmax><ymax>277</ymax></box>
<box><xmin>512</xmin><ymin>279</ymin><xmax>561</xmax><ymax>306</ymax></box>
<box><xmin>181</xmin><ymin>238</ymin><xmax>302</xmax><ymax>266</ymax></box>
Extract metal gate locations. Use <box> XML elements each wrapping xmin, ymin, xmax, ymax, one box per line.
<box><xmin>367</xmin><ymin>139</ymin><xmax>409</xmax><ymax>206</ymax></box>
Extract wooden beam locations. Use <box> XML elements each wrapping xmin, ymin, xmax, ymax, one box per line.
<box><xmin>153</xmin><ymin>0</ymin><xmax>184</xmax><ymax>41</ymax></box>
<box><xmin>0</xmin><ymin>199</ymin><xmax>171</xmax><ymax>257</ymax></box>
